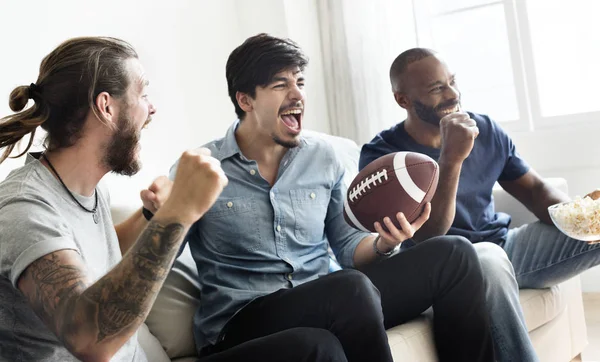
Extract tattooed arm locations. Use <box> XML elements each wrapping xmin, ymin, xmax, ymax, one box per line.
<box><xmin>17</xmin><ymin>149</ymin><xmax>227</xmax><ymax>361</ymax></box>
<box><xmin>18</xmin><ymin>218</ymin><xmax>188</xmax><ymax>361</ymax></box>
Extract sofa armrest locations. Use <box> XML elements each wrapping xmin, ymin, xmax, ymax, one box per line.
<box><xmin>492</xmin><ymin>177</ymin><xmax>568</xmax><ymax>228</ymax></box>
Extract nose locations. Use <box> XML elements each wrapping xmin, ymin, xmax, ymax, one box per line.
<box><xmin>288</xmin><ymin>84</ymin><xmax>304</xmax><ymax>102</ymax></box>
<box><xmin>445</xmin><ymin>84</ymin><xmax>460</xmax><ymax>101</ymax></box>
<box><xmin>148</xmin><ymin>100</ymin><xmax>157</xmax><ymax>116</ymax></box>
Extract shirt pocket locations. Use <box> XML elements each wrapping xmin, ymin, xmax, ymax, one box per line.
<box><xmin>202</xmin><ymin>196</ymin><xmax>263</xmax><ymax>255</ymax></box>
<box><xmin>290</xmin><ymin>189</ymin><xmax>331</xmax><ymax>244</ymax></box>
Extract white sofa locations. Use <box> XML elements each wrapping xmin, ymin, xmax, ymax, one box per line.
<box><xmin>111</xmin><ymin>132</ymin><xmax>588</xmax><ymax>362</ymax></box>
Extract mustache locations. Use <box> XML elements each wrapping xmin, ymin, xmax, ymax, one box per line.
<box><xmin>434</xmin><ymin>99</ymin><xmax>460</xmax><ymax>112</ymax></box>
<box><xmin>278</xmin><ymin>102</ymin><xmax>303</xmax><ymax>114</ymax></box>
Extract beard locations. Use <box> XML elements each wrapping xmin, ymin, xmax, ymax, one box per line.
<box><xmin>272</xmin><ymin>133</ymin><xmax>300</xmax><ymax>149</ymax></box>
<box><xmin>104</xmin><ymin>113</ymin><xmax>142</xmax><ymax>176</ymax></box>
<box><xmin>413</xmin><ymin>98</ymin><xmax>461</xmax><ymax>126</ymax></box>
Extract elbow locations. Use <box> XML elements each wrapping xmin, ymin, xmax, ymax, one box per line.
<box><xmin>71</xmin><ymin>348</ymin><xmax>114</xmax><ymax>362</ymax></box>
<box><xmin>64</xmin><ymin>337</ymin><xmax>115</xmax><ymax>362</ymax></box>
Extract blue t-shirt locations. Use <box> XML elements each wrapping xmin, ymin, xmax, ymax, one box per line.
<box><xmin>359</xmin><ymin>112</ymin><xmax>530</xmax><ymax>244</ymax></box>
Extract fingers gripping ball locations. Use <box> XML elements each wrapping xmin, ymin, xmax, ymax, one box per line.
<box><xmin>344</xmin><ymin>152</ymin><xmax>439</xmax><ymax>233</ymax></box>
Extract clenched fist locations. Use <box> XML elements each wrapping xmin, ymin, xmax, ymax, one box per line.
<box><xmin>439</xmin><ymin>112</ymin><xmax>479</xmax><ymax>165</ymax></box>
<box><xmin>140</xmin><ymin>176</ymin><xmax>173</xmax><ymax>214</ymax></box>
<box><xmin>160</xmin><ymin>148</ymin><xmax>228</xmax><ymax>225</ymax></box>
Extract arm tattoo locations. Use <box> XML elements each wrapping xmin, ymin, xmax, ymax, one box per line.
<box><xmin>24</xmin><ymin>220</ymin><xmax>185</xmax><ymax>348</ymax></box>
<box><xmin>25</xmin><ymin>253</ymin><xmax>89</xmax><ymax>340</ymax></box>
<box><xmin>84</xmin><ymin>221</ymin><xmax>185</xmax><ymax>341</ymax></box>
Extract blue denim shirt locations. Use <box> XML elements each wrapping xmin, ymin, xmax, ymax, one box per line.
<box><xmin>171</xmin><ymin>121</ymin><xmax>368</xmax><ymax>349</ymax></box>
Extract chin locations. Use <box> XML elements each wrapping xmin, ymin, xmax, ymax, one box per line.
<box><xmin>273</xmin><ymin>133</ymin><xmax>300</xmax><ymax>149</ymax></box>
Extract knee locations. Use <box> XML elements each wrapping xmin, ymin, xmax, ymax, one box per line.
<box><xmin>293</xmin><ymin>328</ymin><xmax>346</xmax><ymax>361</ymax></box>
<box><xmin>474</xmin><ymin>242</ymin><xmax>518</xmax><ymax>292</ymax></box>
<box><xmin>329</xmin><ymin>270</ymin><xmax>383</xmax><ymax>316</ymax></box>
<box><xmin>430</xmin><ymin>235</ymin><xmax>478</xmax><ymax>259</ymax></box>
<box><xmin>331</xmin><ymin>269</ymin><xmax>380</xmax><ymax>298</ymax></box>
<box><xmin>474</xmin><ymin>242</ymin><xmax>514</xmax><ymax>276</ymax></box>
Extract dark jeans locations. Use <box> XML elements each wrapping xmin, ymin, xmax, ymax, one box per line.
<box><xmin>199</xmin><ymin>236</ymin><xmax>495</xmax><ymax>362</ymax></box>
<box><xmin>197</xmin><ymin>327</ymin><xmax>347</xmax><ymax>362</ymax></box>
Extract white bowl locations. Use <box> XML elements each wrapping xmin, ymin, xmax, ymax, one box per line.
<box><xmin>548</xmin><ymin>201</ymin><xmax>600</xmax><ymax>242</ymax></box>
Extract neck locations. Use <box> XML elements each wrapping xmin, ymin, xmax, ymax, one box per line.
<box><xmin>235</xmin><ymin>119</ymin><xmax>288</xmax><ymax>167</ymax></box>
<box><xmin>41</xmin><ymin>140</ymin><xmax>109</xmax><ymax>197</ymax></box>
<box><xmin>404</xmin><ymin>113</ymin><xmax>443</xmax><ymax>149</ymax></box>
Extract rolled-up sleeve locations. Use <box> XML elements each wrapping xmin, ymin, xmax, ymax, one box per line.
<box><xmin>325</xmin><ymin>163</ymin><xmax>370</xmax><ymax>268</ymax></box>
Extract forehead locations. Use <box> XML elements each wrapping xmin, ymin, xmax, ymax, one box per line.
<box><xmin>125</xmin><ymin>58</ymin><xmax>148</xmax><ymax>91</ymax></box>
<box><xmin>271</xmin><ymin>66</ymin><xmax>303</xmax><ymax>81</ymax></box>
<box><xmin>405</xmin><ymin>56</ymin><xmax>453</xmax><ymax>88</ymax></box>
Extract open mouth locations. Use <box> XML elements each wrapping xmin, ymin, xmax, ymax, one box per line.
<box><xmin>142</xmin><ymin>117</ymin><xmax>152</xmax><ymax>130</ymax></box>
<box><xmin>279</xmin><ymin>108</ymin><xmax>302</xmax><ymax>134</ymax></box>
<box><xmin>439</xmin><ymin>104</ymin><xmax>460</xmax><ymax>115</ymax></box>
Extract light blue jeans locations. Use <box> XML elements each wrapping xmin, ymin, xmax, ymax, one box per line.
<box><xmin>479</xmin><ymin>221</ymin><xmax>600</xmax><ymax>362</ymax></box>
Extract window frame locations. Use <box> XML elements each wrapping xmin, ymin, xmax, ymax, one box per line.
<box><xmin>412</xmin><ymin>0</ymin><xmax>600</xmax><ymax>132</ymax></box>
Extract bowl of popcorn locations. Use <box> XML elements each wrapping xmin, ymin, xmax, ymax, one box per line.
<box><xmin>548</xmin><ymin>196</ymin><xmax>600</xmax><ymax>242</ymax></box>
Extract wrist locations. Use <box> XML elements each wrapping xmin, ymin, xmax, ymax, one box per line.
<box><xmin>378</xmin><ymin>236</ymin><xmax>398</xmax><ymax>251</ymax></box>
<box><xmin>153</xmin><ymin>202</ymin><xmax>198</xmax><ymax>227</ymax></box>
<box><xmin>373</xmin><ymin>236</ymin><xmax>399</xmax><ymax>257</ymax></box>
<box><xmin>142</xmin><ymin>207</ymin><xmax>154</xmax><ymax>221</ymax></box>
<box><xmin>438</xmin><ymin>154</ymin><xmax>464</xmax><ymax>171</ymax></box>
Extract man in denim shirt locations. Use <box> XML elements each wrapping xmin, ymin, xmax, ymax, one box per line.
<box><xmin>174</xmin><ymin>34</ymin><xmax>496</xmax><ymax>362</ymax></box>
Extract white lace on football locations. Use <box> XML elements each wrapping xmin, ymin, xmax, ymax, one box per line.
<box><xmin>349</xmin><ymin>169</ymin><xmax>388</xmax><ymax>203</ymax></box>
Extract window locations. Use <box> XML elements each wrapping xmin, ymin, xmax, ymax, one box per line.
<box><xmin>413</xmin><ymin>0</ymin><xmax>600</xmax><ymax>131</ymax></box>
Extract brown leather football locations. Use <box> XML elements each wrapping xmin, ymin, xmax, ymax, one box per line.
<box><xmin>344</xmin><ymin>152</ymin><xmax>439</xmax><ymax>233</ymax></box>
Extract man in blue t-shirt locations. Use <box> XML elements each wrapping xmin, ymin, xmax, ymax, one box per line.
<box><xmin>360</xmin><ymin>47</ymin><xmax>600</xmax><ymax>362</ymax></box>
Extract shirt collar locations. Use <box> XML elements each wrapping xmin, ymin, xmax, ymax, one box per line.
<box><xmin>214</xmin><ymin>120</ymin><xmax>243</xmax><ymax>161</ymax></box>
<box><xmin>215</xmin><ymin>119</ymin><xmax>308</xmax><ymax>162</ymax></box>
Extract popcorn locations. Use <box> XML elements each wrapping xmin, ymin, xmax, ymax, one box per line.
<box><xmin>549</xmin><ymin>196</ymin><xmax>600</xmax><ymax>241</ymax></box>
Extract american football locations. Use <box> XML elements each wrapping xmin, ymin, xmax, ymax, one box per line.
<box><xmin>344</xmin><ymin>152</ymin><xmax>439</xmax><ymax>233</ymax></box>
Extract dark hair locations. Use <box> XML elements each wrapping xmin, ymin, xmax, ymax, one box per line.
<box><xmin>225</xmin><ymin>33</ymin><xmax>308</xmax><ymax>120</ymax></box>
<box><xmin>0</xmin><ymin>36</ymin><xmax>138</xmax><ymax>163</ymax></box>
<box><xmin>389</xmin><ymin>48</ymin><xmax>437</xmax><ymax>92</ymax></box>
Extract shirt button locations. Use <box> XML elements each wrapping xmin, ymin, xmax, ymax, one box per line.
<box><xmin>286</xmin><ymin>274</ymin><xmax>293</xmax><ymax>281</ymax></box>
<box><xmin>226</xmin><ymin>201</ymin><xmax>233</xmax><ymax>208</ymax></box>
<box><xmin>276</xmin><ymin>225</ymin><xmax>281</xmax><ymax>232</ymax></box>
<box><xmin>249</xmin><ymin>169</ymin><xmax>256</xmax><ymax>175</ymax></box>
<box><xmin>310</xmin><ymin>192</ymin><xmax>316</xmax><ymax>199</ymax></box>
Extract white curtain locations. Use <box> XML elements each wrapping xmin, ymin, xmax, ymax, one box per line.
<box><xmin>317</xmin><ymin>0</ymin><xmax>419</xmax><ymax>145</ymax></box>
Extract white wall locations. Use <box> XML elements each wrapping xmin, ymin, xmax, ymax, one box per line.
<box><xmin>0</xmin><ymin>0</ymin><xmax>330</xmax><ymax>209</ymax></box>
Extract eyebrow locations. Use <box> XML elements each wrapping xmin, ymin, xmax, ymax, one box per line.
<box><xmin>271</xmin><ymin>75</ymin><xmax>305</xmax><ymax>84</ymax></box>
<box><xmin>272</xmin><ymin>77</ymin><xmax>289</xmax><ymax>84</ymax></box>
<box><xmin>427</xmin><ymin>80</ymin><xmax>444</xmax><ymax>88</ymax></box>
<box><xmin>426</xmin><ymin>74</ymin><xmax>455</xmax><ymax>88</ymax></box>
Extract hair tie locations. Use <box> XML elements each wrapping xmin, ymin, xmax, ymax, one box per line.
<box><xmin>28</xmin><ymin>83</ymin><xmax>40</xmax><ymax>99</ymax></box>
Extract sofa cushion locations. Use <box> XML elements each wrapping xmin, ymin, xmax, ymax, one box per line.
<box><xmin>137</xmin><ymin>323</ymin><xmax>170</xmax><ymax>362</ymax></box>
<box><xmin>519</xmin><ymin>284</ymin><xmax>565</xmax><ymax>332</ymax></box>
<box><xmin>385</xmin><ymin>316</ymin><xmax>437</xmax><ymax>361</ymax></box>
<box><xmin>144</xmin><ymin>245</ymin><xmax>200</xmax><ymax>359</ymax></box>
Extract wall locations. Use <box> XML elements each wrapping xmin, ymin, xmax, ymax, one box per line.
<box><xmin>0</xmin><ymin>0</ymin><xmax>330</xmax><ymax>209</ymax></box>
